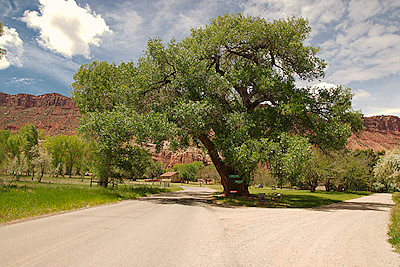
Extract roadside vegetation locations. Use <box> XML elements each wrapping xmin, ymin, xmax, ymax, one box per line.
<box><xmin>388</xmin><ymin>192</ymin><xmax>400</xmax><ymax>252</ymax></box>
<box><xmin>0</xmin><ymin>175</ymin><xmax>179</xmax><ymax>224</ymax></box>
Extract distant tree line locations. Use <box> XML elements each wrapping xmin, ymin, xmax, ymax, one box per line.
<box><xmin>252</xmin><ymin>145</ymin><xmax>391</xmax><ymax>193</ymax></box>
<box><xmin>0</xmin><ymin>124</ymin><xmax>160</xmax><ymax>185</ymax></box>
<box><xmin>2</xmin><ymin>123</ymin><xmax>397</xmax><ymax>193</ymax></box>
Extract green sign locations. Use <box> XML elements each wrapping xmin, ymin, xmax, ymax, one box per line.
<box><xmin>234</xmin><ymin>180</ymin><xmax>243</xmax><ymax>184</ymax></box>
<box><xmin>229</xmin><ymin>175</ymin><xmax>241</xmax><ymax>179</ymax></box>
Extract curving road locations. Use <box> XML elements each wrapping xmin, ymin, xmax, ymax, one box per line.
<box><xmin>0</xmin><ymin>187</ymin><xmax>399</xmax><ymax>266</ymax></box>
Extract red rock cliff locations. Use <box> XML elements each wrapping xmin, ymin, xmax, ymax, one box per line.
<box><xmin>0</xmin><ymin>92</ymin><xmax>80</xmax><ymax>136</ymax></box>
<box><xmin>0</xmin><ymin>92</ymin><xmax>76</xmax><ymax>108</ymax></box>
<box><xmin>347</xmin><ymin>115</ymin><xmax>400</xmax><ymax>152</ymax></box>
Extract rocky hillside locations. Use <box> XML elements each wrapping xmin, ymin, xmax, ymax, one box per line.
<box><xmin>0</xmin><ymin>92</ymin><xmax>399</xmax><ymax>166</ymax></box>
<box><xmin>0</xmin><ymin>92</ymin><xmax>80</xmax><ymax>136</ymax></box>
<box><xmin>347</xmin><ymin>115</ymin><xmax>400</xmax><ymax>152</ymax></box>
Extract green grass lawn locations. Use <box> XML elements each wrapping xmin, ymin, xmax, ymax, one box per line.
<box><xmin>0</xmin><ymin>176</ymin><xmax>179</xmax><ymax>224</ymax></box>
<box><xmin>388</xmin><ymin>192</ymin><xmax>400</xmax><ymax>252</ymax></box>
<box><xmin>213</xmin><ymin>187</ymin><xmax>371</xmax><ymax>208</ymax></box>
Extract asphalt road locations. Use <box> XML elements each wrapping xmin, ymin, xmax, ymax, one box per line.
<box><xmin>1</xmin><ymin>187</ymin><xmax>399</xmax><ymax>266</ymax></box>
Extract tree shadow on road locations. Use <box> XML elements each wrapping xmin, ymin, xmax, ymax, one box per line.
<box><xmin>139</xmin><ymin>188</ymin><xmax>393</xmax><ymax>211</ymax></box>
<box><xmin>139</xmin><ymin>196</ymin><xmax>215</xmax><ymax>206</ymax></box>
<box><xmin>138</xmin><ymin>189</ymin><xmax>218</xmax><ymax>207</ymax></box>
<box><xmin>311</xmin><ymin>201</ymin><xmax>393</xmax><ymax>212</ymax></box>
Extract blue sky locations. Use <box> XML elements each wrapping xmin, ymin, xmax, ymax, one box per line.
<box><xmin>0</xmin><ymin>0</ymin><xmax>399</xmax><ymax>117</ymax></box>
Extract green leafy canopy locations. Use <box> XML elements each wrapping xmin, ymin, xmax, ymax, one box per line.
<box><xmin>71</xmin><ymin>13</ymin><xmax>363</xmax><ymax>194</ymax></box>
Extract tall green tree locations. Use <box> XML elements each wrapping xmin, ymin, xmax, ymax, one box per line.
<box><xmin>116</xmin><ymin>145</ymin><xmax>152</xmax><ymax>180</ymax></box>
<box><xmin>145</xmin><ymin>161</ymin><xmax>165</xmax><ymax>182</ymax></box>
<box><xmin>19</xmin><ymin>124</ymin><xmax>39</xmax><ymax>175</ymax></box>
<box><xmin>173</xmin><ymin>161</ymin><xmax>205</xmax><ymax>182</ymax></box>
<box><xmin>64</xmin><ymin>135</ymin><xmax>86</xmax><ymax>177</ymax></box>
<box><xmin>265</xmin><ymin>133</ymin><xmax>311</xmax><ymax>188</ymax></box>
<box><xmin>44</xmin><ymin>135</ymin><xmax>67</xmax><ymax>176</ymax></box>
<box><xmin>332</xmin><ymin>151</ymin><xmax>370</xmax><ymax>192</ymax></box>
<box><xmin>6</xmin><ymin>134</ymin><xmax>22</xmax><ymax>162</ymax></box>
<box><xmin>30</xmin><ymin>145</ymin><xmax>52</xmax><ymax>182</ymax></box>
<box><xmin>72</xmin><ymin>13</ymin><xmax>363</xmax><ymax>196</ymax></box>
<box><xmin>5</xmin><ymin>133</ymin><xmax>24</xmax><ymax>179</ymax></box>
<box><xmin>79</xmin><ymin>111</ymin><xmax>131</xmax><ymax>186</ymax></box>
<box><xmin>0</xmin><ymin>130</ymin><xmax>11</xmax><ymax>168</ymax></box>
<box><xmin>301</xmin><ymin>148</ymin><xmax>332</xmax><ymax>192</ymax></box>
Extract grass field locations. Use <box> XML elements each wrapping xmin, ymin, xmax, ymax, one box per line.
<box><xmin>388</xmin><ymin>192</ymin><xmax>400</xmax><ymax>252</ymax></box>
<box><xmin>0</xmin><ymin>175</ymin><xmax>179</xmax><ymax>224</ymax></box>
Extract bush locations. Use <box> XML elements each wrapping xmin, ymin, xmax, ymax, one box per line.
<box><xmin>373</xmin><ymin>150</ymin><xmax>400</xmax><ymax>192</ymax></box>
<box><xmin>388</xmin><ymin>192</ymin><xmax>400</xmax><ymax>252</ymax></box>
<box><xmin>173</xmin><ymin>161</ymin><xmax>204</xmax><ymax>182</ymax></box>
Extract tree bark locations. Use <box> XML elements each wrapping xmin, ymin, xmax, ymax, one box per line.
<box><xmin>309</xmin><ymin>176</ymin><xmax>318</xmax><ymax>192</ymax></box>
<box><xmin>198</xmin><ymin>134</ymin><xmax>249</xmax><ymax>197</ymax></box>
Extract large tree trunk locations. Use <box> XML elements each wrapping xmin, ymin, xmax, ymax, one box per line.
<box><xmin>198</xmin><ymin>134</ymin><xmax>249</xmax><ymax>197</ymax></box>
<box><xmin>309</xmin><ymin>176</ymin><xmax>318</xmax><ymax>192</ymax></box>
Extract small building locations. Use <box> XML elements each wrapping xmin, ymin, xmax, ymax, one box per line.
<box><xmin>160</xmin><ymin>171</ymin><xmax>180</xmax><ymax>183</ymax></box>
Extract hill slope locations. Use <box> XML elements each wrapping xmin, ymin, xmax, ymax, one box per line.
<box><xmin>0</xmin><ymin>92</ymin><xmax>80</xmax><ymax>136</ymax></box>
<box><xmin>347</xmin><ymin>115</ymin><xmax>400</xmax><ymax>151</ymax></box>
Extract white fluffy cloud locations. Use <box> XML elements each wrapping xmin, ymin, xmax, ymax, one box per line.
<box><xmin>242</xmin><ymin>0</ymin><xmax>400</xmax><ymax>84</ymax></box>
<box><xmin>0</xmin><ymin>26</ymin><xmax>24</xmax><ymax>70</ymax></box>
<box><xmin>323</xmin><ymin>2</ymin><xmax>400</xmax><ymax>83</ymax></box>
<box><xmin>353</xmin><ymin>89</ymin><xmax>371</xmax><ymax>101</ymax></box>
<box><xmin>21</xmin><ymin>0</ymin><xmax>111</xmax><ymax>58</ymax></box>
<box><xmin>148</xmin><ymin>0</ymin><xmax>219</xmax><ymax>39</ymax></box>
<box><xmin>6</xmin><ymin>77</ymin><xmax>37</xmax><ymax>86</ymax></box>
<box><xmin>242</xmin><ymin>0</ymin><xmax>347</xmax><ymax>29</ymax></box>
<box><xmin>102</xmin><ymin>2</ymin><xmax>143</xmax><ymax>49</ymax></box>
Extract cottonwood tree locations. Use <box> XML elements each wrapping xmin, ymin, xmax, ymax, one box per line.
<box><xmin>44</xmin><ymin>135</ymin><xmax>67</xmax><ymax>177</ymax></box>
<box><xmin>301</xmin><ymin>148</ymin><xmax>332</xmax><ymax>192</ymax></box>
<box><xmin>266</xmin><ymin>133</ymin><xmax>311</xmax><ymax>188</ymax></box>
<box><xmin>31</xmin><ymin>145</ymin><xmax>52</xmax><ymax>182</ymax></box>
<box><xmin>72</xmin><ymin>13</ymin><xmax>363</xmax><ymax>196</ymax></box>
<box><xmin>79</xmin><ymin>111</ymin><xmax>133</xmax><ymax>186</ymax></box>
<box><xmin>173</xmin><ymin>161</ymin><xmax>205</xmax><ymax>182</ymax></box>
<box><xmin>145</xmin><ymin>161</ymin><xmax>165</xmax><ymax>182</ymax></box>
<box><xmin>6</xmin><ymin>133</ymin><xmax>23</xmax><ymax>166</ymax></box>
<box><xmin>44</xmin><ymin>135</ymin><xmax>88</xmax><ymax>177</ymax></box>
<box><xmin>64</xmin><ymin>135</ymin><xmax>86</xmax><ymax>177</ymax></box>
<box><xmin>19</xmin><ymin>124</ymin><xmax>38</xmax><ymax>175</ymax></box>
<box><xmin>116</xmin><ymin>145</ymin><xmax>152</xmax><ymax>180</ymax></box>
<box><xmin>0</xmin><ymin>130</ymin><xmax>11</xmax><ymax>169</ymax></box>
